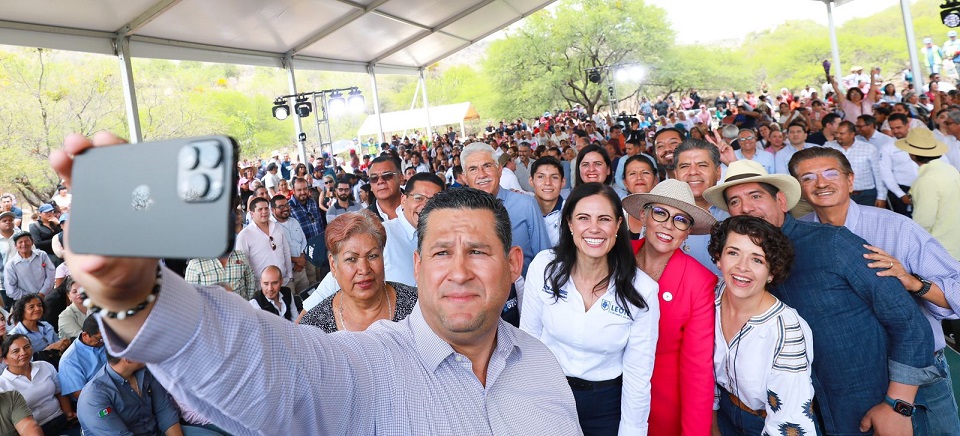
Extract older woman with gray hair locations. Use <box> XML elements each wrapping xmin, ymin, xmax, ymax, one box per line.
<box><xmin>298</xmin><ymin>210</ymin><xmax>417</xmax><ymax>332</ymax></box>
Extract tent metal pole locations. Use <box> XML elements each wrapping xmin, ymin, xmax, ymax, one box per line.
<box><xmin>283</xmin><ymin>55</ymin><xmax>308</xmax><ymax>166</ymax></box>
<box><xmin>900</xmin><ymin>0</ymin><xmax>925</xmax><ymax>91</ymax></box>
<box><xmin>367</xmin><ymin>64</ymin><xmax>385</xmax><ymax>147</ymax></box>
<box><xmin>403</xmin><ymin>79</ymin><xmax>420</xmax><ymax>139</ymax></box>
<box><xmin>114</xmin><ymin>36</ymin><xmax>142</xmax><ymax>142</ymax></box>
<box><xmin>419</xmin><ymin>68</ymin><xmax>433</xmax><ymax>145</ymax></box>
<box><xmin>826</xmin><ymin>1</ymin><xmax>842</xmax><ymax>85</ymax></box>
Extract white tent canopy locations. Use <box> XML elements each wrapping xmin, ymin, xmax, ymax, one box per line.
<box><xmin>357</xmin><ymin>102</ymin><xmax>480</xmax><ymax>138</ymax></box>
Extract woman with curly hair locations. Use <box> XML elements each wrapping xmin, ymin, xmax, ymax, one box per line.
<box><xmin>708</xmin><ymin>215</ymin><xmax>818</xmax><ymax>435</ymax></box>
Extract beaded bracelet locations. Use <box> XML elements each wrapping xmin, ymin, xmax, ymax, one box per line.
<box><xmin>80</xmin><ymin>265</ymin><xmax>162</xmax><ymax>320</ymax></box>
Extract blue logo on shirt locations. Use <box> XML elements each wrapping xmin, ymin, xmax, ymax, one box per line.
<box><xmin>600</xmin><ymin>299</ymin><xmax>630</xmax><ymax>319</ymax></box>
<box><xmin>542</xmin><ymin>284</ymin><xmax>567</xmax><ymax>300</ymax></box>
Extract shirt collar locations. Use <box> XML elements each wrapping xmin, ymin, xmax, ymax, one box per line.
<box><xmin>409</xmin><ymin>304</ymin><xmax>521</xmax><ymax>372</ymax></box>
<box><xmin>398</xmin><ymin>215</ymin><xmax>417</xmax><ymax>240</ymax></box>
<box><xmin>550</xmin><ymin>196</ymin><xmax>565</xmax><ymax>214</ymax></box>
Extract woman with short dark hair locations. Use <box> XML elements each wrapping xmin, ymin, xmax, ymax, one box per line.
<box><xmin>708</xmin><ymin>215</ymin><xmax>817</xmax><ymax>435</ymax></box>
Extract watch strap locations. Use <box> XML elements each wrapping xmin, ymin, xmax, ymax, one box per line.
<box><xmin>884</xmin><ymin>395</ymin><xmax>916</xmax><ymax>417</ymax></box>
<box><xmin>911</xmin><ymin>274</ymin><xmax>932</xmax><ymax>297</ymax></box>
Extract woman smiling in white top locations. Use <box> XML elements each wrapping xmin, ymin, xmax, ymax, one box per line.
<box><xmin>522</xmin><ymin>182</ymin><xmax>659</xmax><ymax>435</ymax></box>
<box><xmin>709</xmin><ymin>215</ymin><xmax>818</xmax><ymax>435</ymax></box>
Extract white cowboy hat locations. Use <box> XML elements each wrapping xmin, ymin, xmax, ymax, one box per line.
<box><xmin>702</xmin><ymin>160</ymin><xmax>801</xmax><ymax>212</ymax></box>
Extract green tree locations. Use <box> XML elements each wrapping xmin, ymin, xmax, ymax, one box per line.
<box><xmin>484</xmin><ymin>0</ymin><xmax>674</xmax><ymax>116</ymax></box>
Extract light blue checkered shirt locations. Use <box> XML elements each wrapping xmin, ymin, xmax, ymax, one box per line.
<box><xmin>101</xmin><ymin>269</ymin><xmax>583</xmax><ymax>435</ymax></box>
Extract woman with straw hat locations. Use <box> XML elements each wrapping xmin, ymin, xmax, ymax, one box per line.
<box><xmin>622</xmin><ymin>179</ymin><xmax>718</xmax><ymax>435</ymax></box>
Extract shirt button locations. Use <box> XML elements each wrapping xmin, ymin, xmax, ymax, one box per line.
<box><xmin>455</xmin><ymin>356</ymin><xmax>462</xmax><ymax>362</ymax></box>
<box><xmin>663</xmin><ymin>292</ymin><xmax>673</xmax><ymax>302</ymax></box>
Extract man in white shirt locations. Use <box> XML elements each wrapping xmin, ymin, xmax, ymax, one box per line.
<box><xmin>939</xmin><ymin>107</ymin><xmax>960</xmax><ymax>173</ymax></box>
<box><xmin>270</xmin><ymin>195</ymin><xmax>309</xmax><ymax>292</ymax></box>
<box><xmin>824</xmin><ymin>121</ymin><xmax>887</xmax><ymax>208</ymax></box>
<box><xmin>883</xmin><ymin>114</ymin><xmax>921</xmax><ymax>216</ymax></box>
<box><xmin>235</xmin><ymin>197</ymin><xmax>292</xmax><ymax>285</ymax></box>
<box><xmin>498</xmin><ymin>153</ymin><xmax>525</xmax><ymax>192</ymax></box>
<box><xmin>261</xmin><ymin>163</ymin><xmax>280</xmax><ymax>197</ymax></box>
<box><xmin>734</xmin><ymin>128</ymin><xmax>775</xmax><ymax>174</ymax></box>
<box><xmin>529</xmin><ymin>157</ymin><xmax>565</xmax><ymax>247</ymax></box>
<box><xmin>855</xmin><ymin>114</ymin><xmax>895</xmax><ymax>149</ymax></box>
<box><xmin>774</xmin><ymin>122</ymin><xmax>821</xmax><ymax>175</ymax></box>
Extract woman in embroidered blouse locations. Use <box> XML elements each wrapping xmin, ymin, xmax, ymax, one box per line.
<box><xmin>621</xmin><ymin>179</ymin><xmax>718</xmax><ymax>435</ymax></box>
<box><xmin>522</xmin><ymin>182</ymin><xmax>659</xmax><ymax>435</ymax></box>
<box><xmin>708</xmin><ymin>215</ymin><xmax>817</xmax><ymax>435</ymax></box>
<box><xmin>298</xmin><ymin>211</ymin><xmax>417</xmax><ymax>332</ymax></box>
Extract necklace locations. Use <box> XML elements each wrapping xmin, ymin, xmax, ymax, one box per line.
<box><xmin>337</xmin><ymin>287</ymin><xmax>393</xmax><ymax>332</ymax></box>
<box><xmin>637</xmin><ymin>248</ymin><xmax>667</xmax><ymax>280</ymax></box>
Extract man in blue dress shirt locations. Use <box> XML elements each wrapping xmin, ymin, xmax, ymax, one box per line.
<box><xmin>77</xmin><ymin>355</ymin><xmax>182</xmax><ymax>435</ymax></box>
<box><xmin>704</xmin><ymin>159</ymin><xmax>940</xmax><ymax>435</ymax></box>
<box><xmin>58</xmin><ymin>317</ymin><xmax>106</xmax><ymax>399</ymax></box>
<box><xmin>788</xmin><ymin>146</ymin><xmax>960</xmax><ymax>434</ymax></box>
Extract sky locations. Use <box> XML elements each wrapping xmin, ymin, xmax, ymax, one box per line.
<box><xmin>645</xmin><ymin>0</ymin><xmax>904</xmax><ymax>44</ymax></box>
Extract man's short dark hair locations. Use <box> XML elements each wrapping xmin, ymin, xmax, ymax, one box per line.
<box><xmin>266</xmin><ymin>163</ymin><xmax>278</xmax><ymax>172</ymax></box>
<box><xmin>530</xmin><ymin>156</ymin><xmax>564</xmax><ymax>178</ymax></box>
<box><xmin>249</xmin><ymin>197</ymin><xmax>269</xmax><ymax>211</ymax></box>
<box><xmin>369</xmin><ymin>155</ymin><xmax>401</xmax><ymax>173</ymax></box>
<box><xmin>452</xmin><ymin>165</ymin><xmax>463</xmax><ymax>179</ymax></box>
<box><xmin>674</xmin><ymin>138</ymin><xmax>720</xmax><ymax>167</ymax></box>
<box><xmin>81</xmin><ymin>316</ymin><xmax>100</xmax><ymax>337</ymax></box>
<box><xmin>821</xmin><ymin>113</ymin><xmax>841</xmax><ymax>127</ymax></box>
<box><xmin>837</xmin><ymin>120</ymin><xmax>856</xmax><ymax>133</ymax></box>
<box><xmin>887</xmin><ymin>113</ymin><xmax>910</xmax><ymax>125</ymax></box>
<box><xmin>416</xmin><ymin>188</ymin><xmax>511</xmax><ymax>256</ymax></box>
<box><xmin>652</xmin><ymin>128</ymin><xmax>684</xmax><ymax>144</ymax></box>
<box><xmin>269</xmin><ymin>195</ymin><xmax>287</xmax><ymax>209</ymax></box>
<box><xmin>857</xmin><ymin>114</ymin><xmax>877</xmax><ymax>126</ymax></box>
<box><xmin>404</xmin><ymin>172</ymin><xmax>445</xmax><ymax>195</ymax></box>
<box><xmin>786</xmin><ymin>121</ymin><xmax>808</xmax><ymax>133</ymax></box>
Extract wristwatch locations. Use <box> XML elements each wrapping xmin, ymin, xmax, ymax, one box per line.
<box><xmin>884</xmin><ymin>396</ymin><xmax>916</xmax><ymax>417</ymax></box>
<box><xmin>911</xmin><ymin>274</ymin><xmax>932</xmax><ymax>298</ymax></box>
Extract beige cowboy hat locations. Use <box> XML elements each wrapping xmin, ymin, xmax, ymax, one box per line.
<box><xmin>622</xmin><ymin>179</ymin><xmax>717</xmax><ymax>235</ymax></box>
<box><xmin>895</xmin><ymin>128</ymin><xmax>949</xmax><ymax>157</ymax></box>
<box><xmin>703</xmin><ymin>160</ymin><xmax>801</xmax><ymax>212</ymax></box>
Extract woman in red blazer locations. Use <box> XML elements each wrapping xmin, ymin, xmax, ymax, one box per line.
<box><xmin>623</xmin><ymin>180</ymin><xmax>719</xmax><ymax>435</ymax></box>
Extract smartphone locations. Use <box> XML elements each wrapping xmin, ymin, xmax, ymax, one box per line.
<box><xmin>69</xmin><ymin>135</ymin><xmax>239</xmax><ymax>258</ymax></box>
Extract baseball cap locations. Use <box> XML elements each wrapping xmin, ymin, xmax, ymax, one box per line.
<box><xmin>38</xmin><ymin>203</ymin><xmax>54</xmax><ymax>213</ymax></box>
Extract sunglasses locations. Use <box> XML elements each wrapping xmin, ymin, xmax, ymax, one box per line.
<box><xmin>269</xmin><ymin>235</ymin><xmax>276</xmax><ymax>251</ymax></box>
<box><xmin>369</xmin><ymin>172</ymin><xmax>397</xmax><ymax>183</ymax></box>
<box><xmin>645</xmin><ymin>205</ymin><xmax>693</xmax><ymax>231</ymax></box>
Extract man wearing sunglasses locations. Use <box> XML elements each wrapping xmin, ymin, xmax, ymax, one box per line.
<box><xmin>789</xmin><ymin>145</ymin><xmax>960</xmax><ymax>435</ymax></box>
<box><xmin>365</xmin><ymin>156</ymin><xmax>404</xmax><ymax>222</ymax></box>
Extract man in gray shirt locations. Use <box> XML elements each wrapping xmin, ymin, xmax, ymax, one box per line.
<box><xmin>324</xmin><ymin>177</ymin><xmax>361</xmax><ymax>223</ymax></box>
<box><xmin>53</xmin><ymin>132</ymin><xmax>581</xmax><ymax>435</ymax></box>
<box><xmin>3</xmin><ymin>232</ymin><xmax>54</xmax><ymax>300</ymax></box>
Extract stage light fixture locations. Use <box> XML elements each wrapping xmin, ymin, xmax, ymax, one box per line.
<box><xmin>328</xmin><ymin>91</ymin><xmax>346</xmax><ymax>114</ymax></box>
<box><xmin>294</xmin><ymin>95</ymin><xmax>312</xmax><ymax>118</ymax></box>
<box><xmin>588</xmin><ymin>70</ymin><xmax>602</xmax><ymax>84</ymax></box>
<box><xmin>272</xmin><ymin>98</ymin><xmax>289</xmax><ymax>120</ymax></box>
<box><xmin>347</xmin><ymin>89</ymin><xmax>365</xmax><ymax>112</ymax></box>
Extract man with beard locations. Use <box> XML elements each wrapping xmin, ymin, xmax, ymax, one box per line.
<box><xmin>272</xmin><ymin>195</ymin><xmax>309</xmax><ymax>293</ymax></box>
<box><xmin>288</xmin><ymin>178</ymin><xmax>324</xmax><ymax>284</ymax></box>
<box><xmin>652</xmin><ymin>128</ymin><xmax>683</xmax><ymax>180</ymax></box>
<box><xmin>325</xmin><ymin>178</ymin><xmax>361</xmax><ymax>223</ymax></box>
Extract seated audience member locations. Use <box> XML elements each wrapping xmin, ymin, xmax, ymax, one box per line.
<box><xmin>710</xmin><ymin>216</ymin><xmax>818</xmax><ymax>435</ymax></box>
<box><xmin>184</xmin><ymin>249</ymin><xmax>258</xmax><ymax>301</ymax></box>
<box><xmin>28</xmin><ymin>204</ymin><xmax>61</xmax><ymax>265</ymax></box>
<box><xmin>522</xmin><ymin>183</ymin><xmax>659</xmax><ymax>434</ymax></box>
<box><xmin>57</xmin><ymin>316</ymin><xmax>106</xmax><ymax>400</ymax></box>
<box><xmin>77</xmin><ymin>355</ymin><xmax>183</xmax><ymax>436</ymax></box>
<box><xmin>249</xmin><ymin>265</ymin><xmax>303</xmax><ymax>322</ymax></box>
<box><xmin>9</xmin><ymin>294</ymin><xmax>70</xmax><ymax>366</ymax></box>
<box><xmin>0</xmin><ymin>334</ymin><xmax>79</xmax><ymax>435</ymax></box>
<box><xmin>3</xmin><ymin>233</ymin><xmax>55</xmax><ymax>300</ymax></box>
<box><xmin>299</xmin><ymin>211</ymin><xmax>417</xmax><ymax>332</ymax></box>
<box><xmin>57</xmin><ymin>278</ymin><xmax>89</xmax><ymax>340</ymax></box>
<box><xmin>0</xmin><ymin>390</ymin><xmax>43</xmax><ymax>435</ymax></box>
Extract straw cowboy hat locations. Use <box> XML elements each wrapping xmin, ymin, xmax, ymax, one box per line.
<box><xmin>702</xmin><ymin>160</ymin><xmax>801</xmax><ymax>212</ymax></box>
<box><xmin>622</xmin><ymin>179</ymin><xmax>717</xmax><ymax>235</ymax></box>
<box><xmin>895</xmin><ymin>128</ymin><xmax>949</xmax><ymax>157</ymax></box>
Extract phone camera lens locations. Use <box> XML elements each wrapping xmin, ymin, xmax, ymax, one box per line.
<box><xmin>195</xmin><ymin>142</ymin><xmax>223</xmax><ymax>168</ymax></box>
<box><xmin>179</xmin><ymin>146</ymin><xmax>200</xmax><ymax>170</ymax></box>
<box><xmin>182</xmin><ymin>173</ymin><xmax>210</xmax><ymax>200</ymax></box>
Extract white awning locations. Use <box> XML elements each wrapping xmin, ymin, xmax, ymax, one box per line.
<box><xmin>357</xmin><ymin>102</ymin><xmax>479</xmax><ymax>136</ymax></box>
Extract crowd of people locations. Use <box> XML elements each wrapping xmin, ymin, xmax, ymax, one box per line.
<box><xmin>0</xmin><ymin>58</ymin><xmax>956</xmax><ymax>435</ymax></box>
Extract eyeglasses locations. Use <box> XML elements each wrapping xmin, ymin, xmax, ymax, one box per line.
<box><xmin>269</xmin><ymin>235</ymin><xmax>276</xmax><ymax>251</ymax></box>
<box><xmin>644</xmin><ymin>205</ymin><xmax>693</xmax><ymax>231</ymax></box>
<box><xmin>325</xmin><ymin>181</ymin><xmax>333</xmax><ymax>185</ymax></box>
<box><xmin>369</xmin><ymin>172</ymin><xmax>397</xmax><ymax>184</ymax></box>
<box><xmin>739</xmin><ymin>135</ymin><xmax>756</xmax><ymax>141</ymax></box>
<box><xmin>407</xmin><ymin>193</ymin><xmax>434</xmax><ymax>203</ymax></box>
<box><xmin>798</xmin><ymin>169</ymin><xmax>844</xmax><ymax>185</ymax></box>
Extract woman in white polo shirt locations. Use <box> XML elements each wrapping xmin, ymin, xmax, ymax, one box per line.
<box><xmin>0</xmin><ymin>334</ymin><xmax>79</xmax><ymax>435</ymax></box>
<box><xmin>521</xmin><ymin>182</ymin><xmax>659</xmax><ymax>435</ymax></box>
